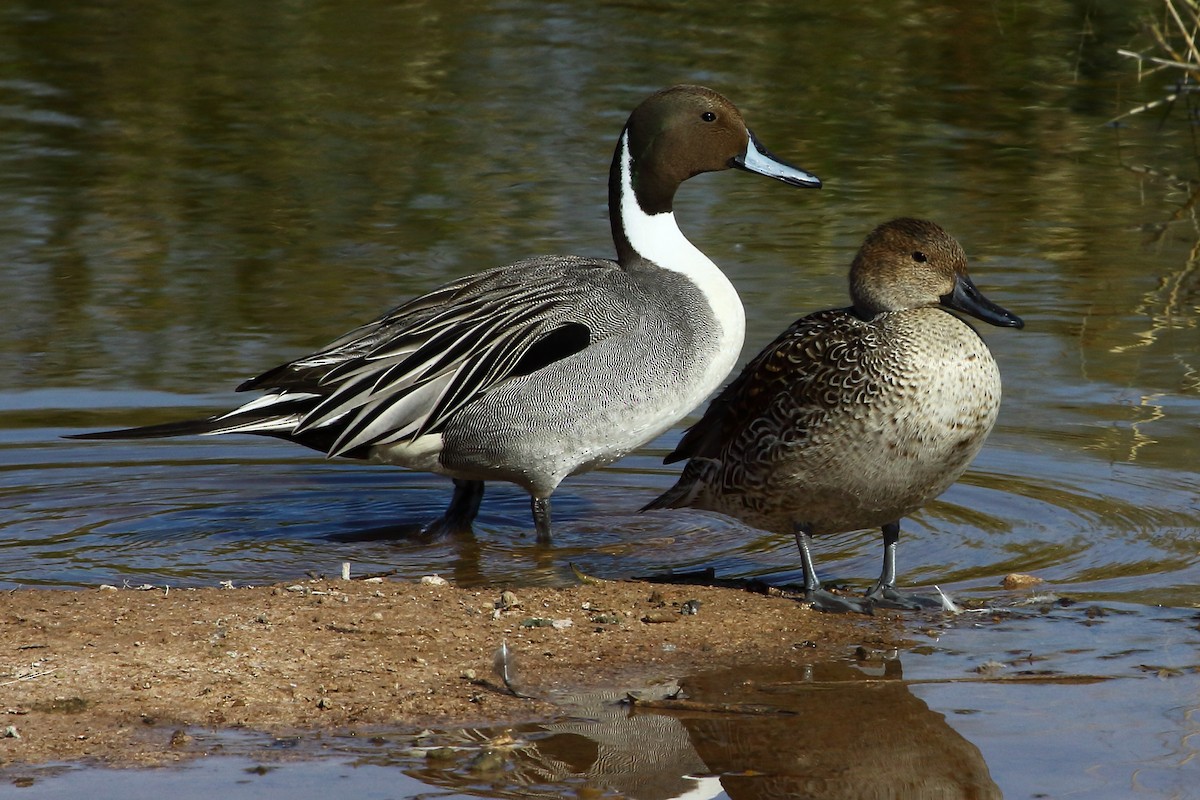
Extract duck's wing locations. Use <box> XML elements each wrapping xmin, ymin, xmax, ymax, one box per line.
<box><xmin>663</xmin><ymin>307</ymin><xmax>871</xmax><ymax>463</ymax></box>
<box><xmin>237</xmin><ymin>257</ymin><xmax>611</xmax><ymax>457</ymax></box>
<box><xmin>71</xmin><ymin>257</ymin><xmax>613</xmax><ymax>457</ymax></box>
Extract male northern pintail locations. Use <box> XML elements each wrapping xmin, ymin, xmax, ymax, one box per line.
<box><xmin>644</xmin><ymin>218</ymin><xmax>1023</xmax><ymax>612</ymax></box>
<box><xmin>70</xmin><ymin>85</ymin><xmax>821</xmax><ymax>541</ymax></box>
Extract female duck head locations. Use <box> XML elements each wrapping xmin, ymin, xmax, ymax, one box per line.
<box><xmin>849</xmin><ymin>218</ymin><xmax>1024</xmax><ymax>329</ymax></box>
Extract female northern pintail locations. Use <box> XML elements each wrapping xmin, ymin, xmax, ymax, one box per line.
<box><xmin>644</xmin><ymin>219</ymin><xmax>1023</xmax><ymax>612</ymax></box>
<box><xmin>71</xmin><ymin>85</ymin><xmax>821</xmax><ymax>542</ymax></box>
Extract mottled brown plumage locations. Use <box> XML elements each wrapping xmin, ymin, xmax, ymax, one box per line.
<box><xmin>645</xmin><ymin>218</ymin><xmax>1024</xmax><ymax>612</ymax></box>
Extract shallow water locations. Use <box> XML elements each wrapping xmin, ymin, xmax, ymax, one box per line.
<box><xmin>2</xmin><ymin>0</ymin><xmax>1198</xmax><ymax>796</ymax></box>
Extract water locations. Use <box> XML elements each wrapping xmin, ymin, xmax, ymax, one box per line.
<box><xmin>2</xmin><ymin>0</ymin><xmax>1198</xmax><ymax>796</ymax></box>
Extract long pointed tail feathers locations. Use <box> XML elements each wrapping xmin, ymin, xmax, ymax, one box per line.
<box><xmin>64</xmin><ymin>415</ymin><xmax>236</xmax><ymax>440</ymax></box>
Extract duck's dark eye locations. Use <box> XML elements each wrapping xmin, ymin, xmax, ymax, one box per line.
<box><xmin>912</xmin><ymin>251</ymin><xmax>928</xmax><ymax>263</ymax></box>
<box><xmin>701</xmin><ymin>111</ymin><xmax>717</xmax><ymax>122</ymax></box>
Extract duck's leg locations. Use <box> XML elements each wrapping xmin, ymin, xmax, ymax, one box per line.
<box><xmin>421</xmin><ymin>479</ymin><xmax>485</xmax><ymax>538</ymax></box>
<box><xmin>864</xmin><ymin>521</ymin><xmax>945</xmax><ymax>610</ymax></box>
<box><xmin>794</xmin><ymin>525</ymin><xmax>872</xmax><ymax>614</ymax></box>
<box><xmin>532</xmin><ymin>496</ymin><xmax>553</xmax><ymax>544</ymax></box>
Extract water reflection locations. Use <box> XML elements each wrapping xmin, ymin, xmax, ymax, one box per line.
<box><xmin>367</xmin><ymin>659</ymin><xmax>1000</xmax><ymax>800</ymax></box>
<box><xmin>676</xmin><ymin>661</ymin><xmax>999</xmax><ymax>799</ymax></box>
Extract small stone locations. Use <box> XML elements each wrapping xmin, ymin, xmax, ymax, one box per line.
<box><xmin>680</xmin><ymin>599</ymin><xmax>702</xmax><ymax>615</ymax></box>
<box><xmin>169</xmin><ymin>729</ymin><xmax>192</xmax><ymax>748</ymax></box>
<box><xmin>316</xmin><ymin>697</ymin><xmax>332</xmax><ymax>710</ymax></box>
<box><xmin>363</xmin><ymin>577</ymin><xmax>384</xmax><ymax>584</ymax></box>
<box><xmin>425</xmin><ymin>746</ymin><xmax>457</xmax><ymax>761</ymax></box>
<box><xmin>641</xmin><ymin>612</ymin><xmax>677</xmax><ymax>624</ymax></box>
<box><xmin>98</xmin><ymin>585</ymin><xmax>118</xmax><ymax>593</ymax></box>
<box><xmin>498</xmin><ymin>590</ymin><xmax>519</xmax><ymax>610</ymax></box>
<box><xmin>420</xmin><ymin>575</ymin><xmax>448</xmax><ymax>586</ymax></box>
<box><xmin>1001</xmin><ymin>573</ymin><xmax>1044</xmax><ymax>590</ymax></box>
<box><xmin>467</xmin><ymin>749</ymin><xmax>505</xmax><ymax>773</ymax></box>
<box><xmin>4</xmin><ymin>726</ymin><xmax>19</xmax><ymax>739</ymax></box>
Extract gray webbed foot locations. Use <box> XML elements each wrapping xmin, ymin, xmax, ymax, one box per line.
<box><xmin>807</xmin><ymin>588</ymin><xmax>875</xmax><ymax>615</ymax></box>
<box><xmin>865</xmin><ymin>584</ymin><xmax>946</xmax><ymax>611</ymax></box>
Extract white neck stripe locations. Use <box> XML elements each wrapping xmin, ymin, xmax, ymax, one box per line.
<box><xmin>614</xmin><ymin>129</ymin><xmax>746</xmax><ymax>386</ymax></box>
<box><xmin>617</xmin><ymin>130</ymin><xmax>712</xmax><ymax>274</ymax></box>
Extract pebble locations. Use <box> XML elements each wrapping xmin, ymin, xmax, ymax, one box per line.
<box><xmin>1001</xmin><ymin>573</ymin><xmax>1044</xmax><ymax>589</ymax></box>
<box><xmin>467</xmin><ymin>750</ymin><xmax>505</xmax><ymax>773</ymax></box>
<box><xmin>420</xmin><ymin>575</ymin><xmax>448</xmax><ymax>587</ymax></box>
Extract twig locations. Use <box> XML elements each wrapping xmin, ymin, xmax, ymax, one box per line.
<box><xmin>1166</xmin><ymin>0</ymin><xmax>1200</xmax><ymax>65</ymax></box>
<box><xmin>0</xmin><ymin>669</ymin><xmax>57</xmax><ymax>688</ymax></box>
<box><xmin>1117</xmin><ymin>48</ymin><xmax>1199</xmax><ymax>73</ymax></box>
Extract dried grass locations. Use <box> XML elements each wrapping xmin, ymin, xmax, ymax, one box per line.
<box><xmin>1113</xmin><ymin>0</ymin><xmax>1200</xmax><ymax>124</ymax></box>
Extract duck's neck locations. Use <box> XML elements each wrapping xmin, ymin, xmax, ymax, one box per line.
<box><xmin>607</xmin><ymin>128</ymin><xmax>745</xmax><ymax>370</ymax></box>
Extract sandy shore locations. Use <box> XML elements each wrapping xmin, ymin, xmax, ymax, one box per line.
<box><xmin>0</xmin><ymin>576</ymin><xmax>906</xmax><ymax>767</ymax></box>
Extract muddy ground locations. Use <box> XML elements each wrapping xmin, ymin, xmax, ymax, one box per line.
<box><xmin>0</xmin><ymin>576</ymin><xmax>907</xmax><ymax>768</ymax></box>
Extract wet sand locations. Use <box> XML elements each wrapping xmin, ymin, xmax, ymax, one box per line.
<box><xmin>0</xmin><ymin>577</ymin><xmax>904</xmax><ymax>767</ymax></box>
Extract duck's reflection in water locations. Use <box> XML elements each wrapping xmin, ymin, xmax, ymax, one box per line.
<box><xmin>399</xmin><ymin>657</ymin><xmax>999</xmax><ymax>800</ymax></box>
<box><xmin>674</xmin><ymin>660</ymin><xmax>1000</xmax><ymax>800</ymax></box>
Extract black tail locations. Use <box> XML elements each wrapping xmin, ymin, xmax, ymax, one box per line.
<box><xmin>64</xmin><ymin>407</ymin><xmax>371</xmax><ymax>460</ymax></box>
<box><xmin>64</xmin><ymin>415</ymin><xmax>231</xmax><ymax>440</ymax></box>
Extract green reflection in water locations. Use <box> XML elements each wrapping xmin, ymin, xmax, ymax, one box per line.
<box><xmin>0</xmin><ymin>0</ymin><xmax>1195</xmax><ymax>604</ymax></box>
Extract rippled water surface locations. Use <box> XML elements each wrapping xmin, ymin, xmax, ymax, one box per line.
<box><xmin>2</xmin><ymin>0</ymin><xmax>1198</xmax><ymax>797</ymax></box>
